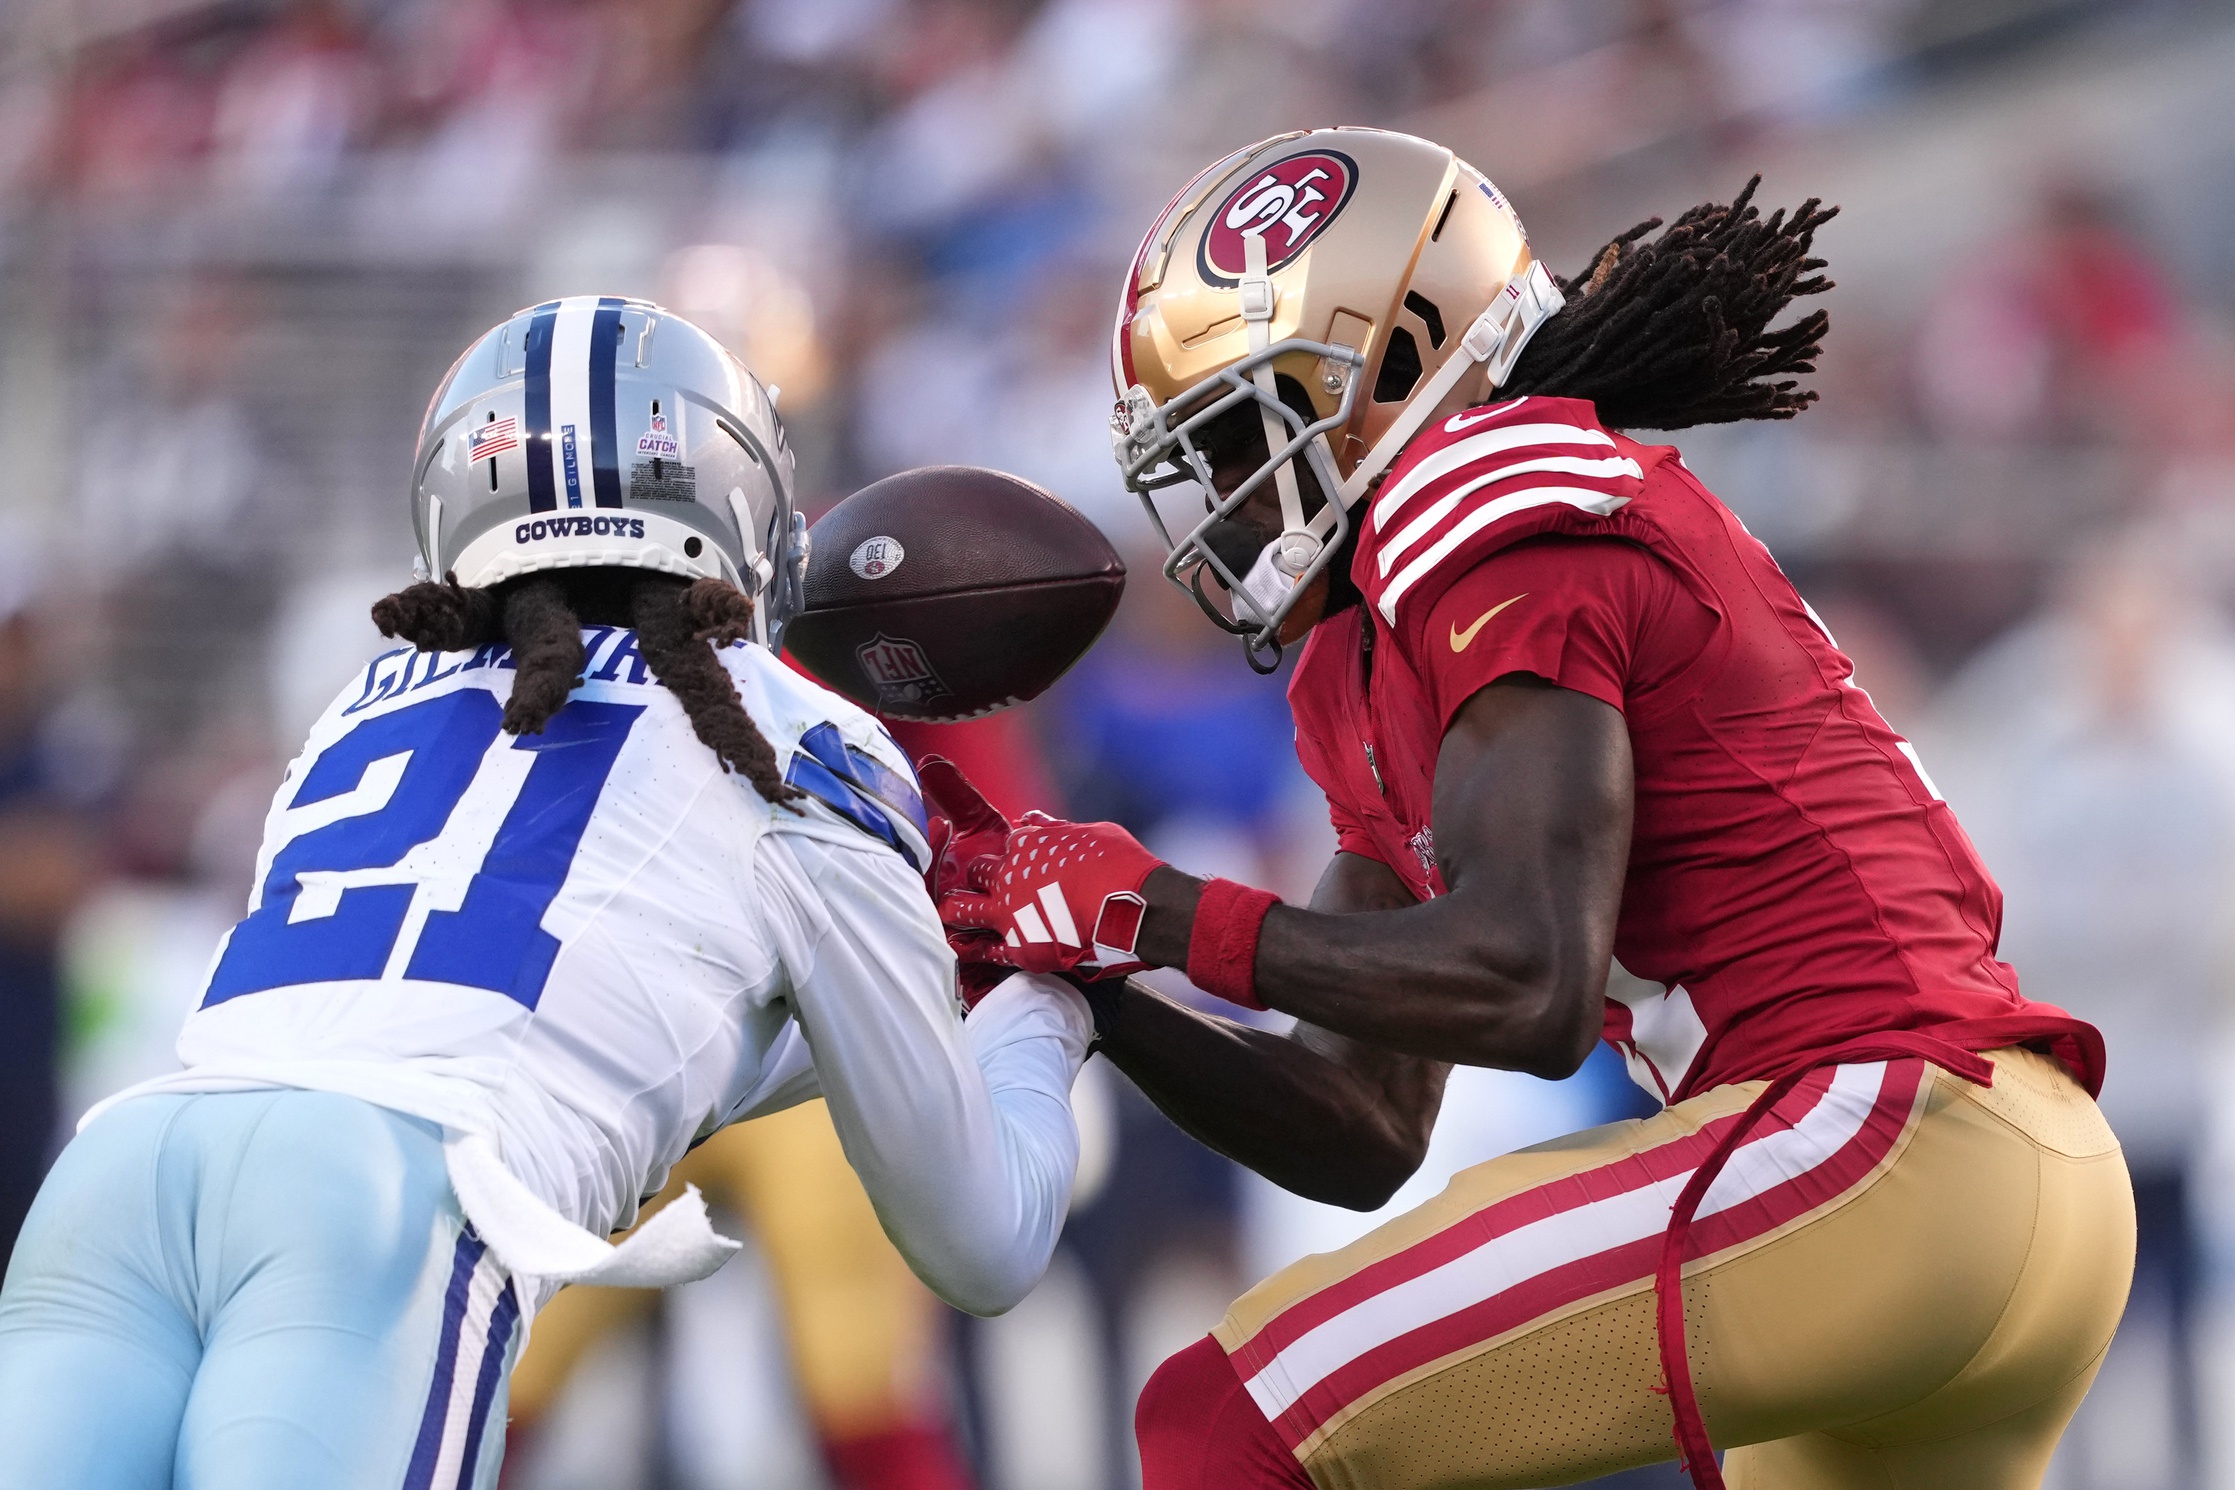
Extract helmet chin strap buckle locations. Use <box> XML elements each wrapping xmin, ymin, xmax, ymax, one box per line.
<box><xmin>1272</xmin><ymin>529</ymin><xmax>1321</xmax><ymax>577</ymax></box>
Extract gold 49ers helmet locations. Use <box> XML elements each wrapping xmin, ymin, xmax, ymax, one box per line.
<box><xmin>1110</xmin><ymin>127</ymin><xmax>1562</xmax><ymax>666</ymax></box>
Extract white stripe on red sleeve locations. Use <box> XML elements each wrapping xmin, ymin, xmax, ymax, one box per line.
<box><xmin>1376</xmin><ymin>485</ymin><xmax>1635</xmax><ymax>624</ymax></box>
<box><xmin>1371</xmin><ymin>420</ymin><xmax>1619</xmax><ymax>531</ymax></box>
<box><xmin>1378</xmin><ymin>452</ymin><xmax>1644</xmax><ymax>577</ymax></box>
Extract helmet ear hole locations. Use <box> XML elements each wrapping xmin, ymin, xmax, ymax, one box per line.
<box><xmin>1403</xmin><ymin>291</ymin><xmax>1447</xmax><ymax>349</ymax></box>
<box><xmin>1272</xmin><ymin>372</ymin><xmax>1318</xmax><ymax>424</ymax></box>
<box><xmin>1373</xmin><ymin>327</ymin><xmax>1423</xmax><ymax>404</ymax></box>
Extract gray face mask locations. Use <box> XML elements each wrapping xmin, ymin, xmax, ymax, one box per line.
<box><xmin>1111</xmin><ymin>350</ymin><xmax>1361</xmax><ymax>672</ymax></box>
<box><xmin>1111</xmin><ymin>260</ymin><xmax>1564</xmax><ymax>672</ymax></box>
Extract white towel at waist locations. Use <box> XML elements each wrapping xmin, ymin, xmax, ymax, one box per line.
<box><xmin>442</xmin><ymin>1129</ymin><xmax>740</xmax><ymax>1288</ymax></box>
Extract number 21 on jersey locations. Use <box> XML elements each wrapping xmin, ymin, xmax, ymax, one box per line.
<box><xmin>205</xmin><ymin>690</ymin><xmax>643</xmax><ymax>1010</ymax></box>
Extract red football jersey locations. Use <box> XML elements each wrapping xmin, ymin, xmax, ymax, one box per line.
<box><xmin>1288</xmin><ymin>396</ymin><xmax>2102</xmax><ymax>1103</ymax></box>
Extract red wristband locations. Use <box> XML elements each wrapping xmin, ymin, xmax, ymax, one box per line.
<box><xmin>1186</xmin><ymin>877</ymin><xmax>1279</xmax><ymax>1010</ymax></box>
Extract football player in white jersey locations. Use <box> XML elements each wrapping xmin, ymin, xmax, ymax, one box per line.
<box><xmin>0</xmin><ymin>298</ymin><xmax>1097</xmax><ymax>1490</ymax></box>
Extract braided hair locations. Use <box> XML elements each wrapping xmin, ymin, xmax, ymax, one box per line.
<box><xmin>371</xmin><ymin>568</ymin><xmax>802</xmax><ymax>805</ymax></box>
<box><xmin>1503</xmin><ymin>176</ymin><xmax>1837</xmax><ymax>430</ymax></box>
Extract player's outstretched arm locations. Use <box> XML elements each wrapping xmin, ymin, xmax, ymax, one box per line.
<box><xmin>936</xmin><ymin>678</ymin><xmax>1628</xmax><ymax>1158</ymax></box>
<box><xmin>1139</xmin><ymin>677</ymin><xmax>1632</xmax><ymax>1077</ymax></box>
<box><xmin>759</xmin><ymin>831</ymin><xmax>1093</xmax><ymax>1317</ymax></box>
<box><xmin>1082</xmin><ymin>851</ymin><xmax>1452</xmax><ymax>1210</ymax></box>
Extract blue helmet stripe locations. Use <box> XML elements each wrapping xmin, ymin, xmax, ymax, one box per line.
<box><xmin>589</xmin><ymin>296</ymin><xmax>625</xmax><ymax>508</ymax></box>
<box><xmin>522</xmin><ymin>301</ymin><xmax>561</xmax><ymax>513</ymax></box>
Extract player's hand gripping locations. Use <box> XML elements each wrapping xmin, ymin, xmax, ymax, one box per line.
<box><xmin>918</xmin><ymin>756</ymin><xmax>1011</xmax><ymax>901</ymax></box>
<box><xmin>936</xmin><ymin>810</ymin><xmax>1165</xmax><ymax>980</ymax></box>
<box><xmin>917</xmin><ymin>756</ymin><xmax>1033</xmax><ymax>1008</ymax></box>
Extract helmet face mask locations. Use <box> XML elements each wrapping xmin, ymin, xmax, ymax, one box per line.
<box><xmin>1115</xmin><ymin>340</ymin><xmax>1362</xmax><ymax>666</ymax></box>
<box><xmin>410</xmin><ymin>296</ymin><xmax>808</xmax><ymax>649</ymax></box>
<box><xmin>1110</xmin><ymin>127</ymin><xmax>1563</xmax><ymax>667</ymax></box>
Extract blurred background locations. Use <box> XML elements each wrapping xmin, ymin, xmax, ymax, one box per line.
<box><xmin>3</xmin><ymin>0</ymin><xmax>2235</xmax><ymax>1486</ymax></box>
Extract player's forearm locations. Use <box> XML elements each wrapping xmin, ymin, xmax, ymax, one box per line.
<box><xmin>1136</xmin><ymin>868</ymin><xmax>1603</xmax><ymax>1078</ymax></box>
<box><xmin>771</xmin><ymin>836</ymin><xmax>1089</xmax><ymax>1316</ymax></box>
<box><xmin>1134</xmin><ymin>687</ymin><xmax>1626</xmax><ymax>1075</ymax></box>
<box><xmin>805</xmin><ymin>962</ymin><xmax>1090</xmax><ymax>1317</ymax></box>
<box><xmin>1081</xmin><ymin>976</ymin><xmax>1438</xmax><ymax>1210</ymax></box>
<box><xmin>944</xmin><ymin>976</ymin><xmax>1094</xmax><ymax>1306</ymax></box>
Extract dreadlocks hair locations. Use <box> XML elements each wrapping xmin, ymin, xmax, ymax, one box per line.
<box><xmin>1501</xmin><ymin>176</ymin><xmax>1838</xmax><ymax>431</ymax></box>
<box><xmin>371</xmin><ymin>568</ymin><xmax>803</xmax><ymax>805</ymax></box>
<box><xmin>499</xmin><ymin>577</ymin><xmax>586</xmax><ymax>739</ymax></box>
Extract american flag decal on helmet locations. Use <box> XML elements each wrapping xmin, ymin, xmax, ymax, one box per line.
<box><xmin>468</xmin><ymin>417</ymin><xmax>518</xmax><ymax>463</ymax></box>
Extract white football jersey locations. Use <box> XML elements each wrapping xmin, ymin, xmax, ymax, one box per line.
<box><xmin>94</xmin><ymin>629</ymin><xmax>1091</xmax><ymax>1314</ymax></box>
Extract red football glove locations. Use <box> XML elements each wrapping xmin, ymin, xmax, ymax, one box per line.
<box><xmin>938</xmin><ymin>813</ymin><xmax>1166</xmax><ymax>978</ymax></box>
<box><xmin>917</xmin><ymin>756</ymin><xmax>1011</xmax><ymax>901</ymax></box>
<box><xmin>916</xmin><ymin>756</ymin><xmax>1021</xmax><ymax>1010</ymax></box>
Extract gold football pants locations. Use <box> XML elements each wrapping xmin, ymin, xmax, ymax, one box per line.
<box><xmin>508</xmin><ymin>1100</ymin><xmax>946</xmax><ymax>1438</ymax></box>
<box><xmin>1212</xmin><ymin>1049</ymin><xmax>2133</xmax><ymax>1490</ymax></box>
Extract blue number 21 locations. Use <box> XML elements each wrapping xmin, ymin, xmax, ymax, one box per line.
<box><xmin>205</xmin><ymin>690</ymin><xmax>644</xmax><ymax>1011</ymax></box>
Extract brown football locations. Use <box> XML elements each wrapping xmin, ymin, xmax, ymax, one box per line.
<box><xmin>783</xmin><ymin>466</ymin><xmax>1126</xmax><ymax>722</ymax></box>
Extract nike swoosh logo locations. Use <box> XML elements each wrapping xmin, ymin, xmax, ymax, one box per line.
<box><xmin>1443</xmin><ymin>398</ymin><xmax>1528</xmax><ymax>434</ymax></box>
<box><xmin>1450</xmin><ymin>593</ymin><xmax>1528</xmax><ymax>651</ymax></box>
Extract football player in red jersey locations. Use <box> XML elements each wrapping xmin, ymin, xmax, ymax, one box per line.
<box><xmin>933</xmin><ymin>129</ymin><xmax>2133</xmax><ymax>1490</ymax></box>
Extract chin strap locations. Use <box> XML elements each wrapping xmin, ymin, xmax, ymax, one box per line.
<box><xmin>1240</xmin><ymin>233</ymin><xmax>1321</xmax><ymax>579</ymax></box>
<box><xmin>769</xmin><ymin>510</ymin><xmax>809</xmax><ymax>654</ymax></box>
<box><xmin>1334</xmin><ymin>257</ymin><xmax>1564</xmax><ymax>515</ymax></box>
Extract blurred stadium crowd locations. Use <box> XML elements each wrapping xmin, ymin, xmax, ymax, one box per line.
<box><xmin>4</xmin><ymin>0</ymin><xmax>2235</xmax><ymax>1486</ymax></box>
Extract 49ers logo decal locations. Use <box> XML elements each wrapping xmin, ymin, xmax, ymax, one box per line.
<box><xmin>1198</xmin><ymin>150</ymin><xmax>1358</xmax><ymax>286</ymax></box>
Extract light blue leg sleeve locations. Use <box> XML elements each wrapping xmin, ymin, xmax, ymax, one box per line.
<box><xmin>172</xmin><ymin>1090</ymin><xmax>523</xmax><ymax>1490</ymax></box>
<box><xmin>0</xmin><ymin>1091</ymin><xmax>522</xmax><ymax>1490</ymax></box>
<box><xmin>0</xmin><ymin>1095</ymin><xmax>203</xmax><ymax>1490</ymax></box>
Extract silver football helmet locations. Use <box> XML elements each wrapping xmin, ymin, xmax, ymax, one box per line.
<box><xmin>410</xmin><ymin>296</ymin><xmax>807</xmax><ymax>648</ymax></box>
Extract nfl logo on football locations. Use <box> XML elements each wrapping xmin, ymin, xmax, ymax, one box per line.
<box><xmin>856</xmin><ymin>633</ymin><xmax>947</xmax><ymax>707</ymax></box>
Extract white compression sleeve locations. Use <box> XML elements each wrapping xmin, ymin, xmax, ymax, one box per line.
<box><xmin>754</xmin><ymin>830</ymin><xmax>1092</xmax><ymax>1316</ymax></box>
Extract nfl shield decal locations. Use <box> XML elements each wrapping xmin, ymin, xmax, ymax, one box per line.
<box><xmin>855</xmin><ymin>633</ymin><xmax>948</xmax><ymax>709</ymax></box>
<box><xmin>1198</xmin><ymin>149</ymin><xmax>1359</xmax><ymax>286</ymax></box>
<box><xmin>637</xmin><ymin>407</ymin><xmax>679</xmax><ymax>460</ymax></box>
